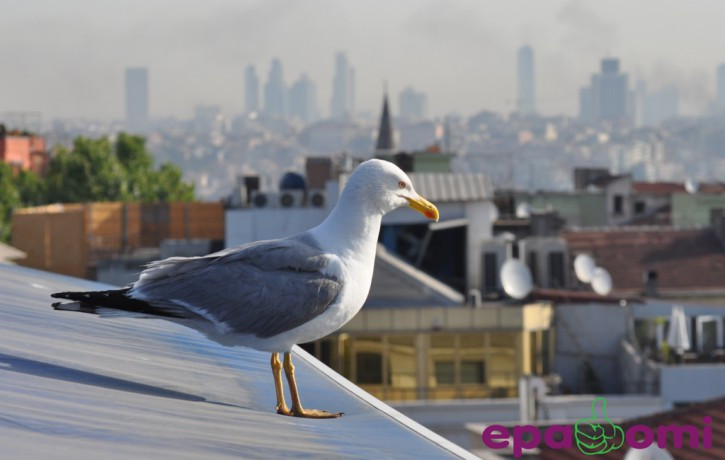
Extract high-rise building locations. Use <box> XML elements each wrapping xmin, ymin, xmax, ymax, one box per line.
<box><xmin>578</xmin><ymin>86</ymin><xmax>594</xmax><ymax>123</ymax></box>
<box><xmin>579</xmin><ymin>58</ymin><xmax>629</xmax><ymax>124</ymax></box>
<box><xmin>288</xmin><ymin>74</ymin><xmax>318</xmax><ymax>124</ymax></box>
<box><xmin>125</xmin><ymin>67</ymin><xmax>148</xmax><ymax>133</ymax></box>
<box><xmin>245</xmin><ymin>65</ymin><xmax>260</xmax><ymax>113</ymax></box>
<box><xmin>399</xmin><ymin>87</ymin><xmax>427</xmax><ymax>119</ymax></box>
<box><xmin>716</xmin><ymin>64</ymin><xmax>725</xmax><ymax>113</ymax></box>
<box><xmin>264</xmin><ymin>59</ymin><xmax>286</xmax><ymax>117</ymax></box>
<box><xmin>331</xmin><ymin>52</ymin><xmax>355</xmax><ymax>118</ymax></box>
<box><xmin>517</xmin><ymin>46</ymin><xmax>535</xmax><ymax>115</ymax></box>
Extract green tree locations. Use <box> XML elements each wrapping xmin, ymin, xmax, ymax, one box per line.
<box><xmin>44</xmin><ymin>133</ymin><xmax>194</xmax><ymax>203</ymax></box>
<box><xmin>0</xmin><ymin>162</ymin><xmax>21</xmax><ymax>242</ymax></box>
<box><xmin>14</xmin><ymin>169</ymin><xmax>46</xmax><ymax>206</ymax></box>
<box><xmin>45</xmin><ymin>136</ymin><xmax>126</xmax><ymax>203</ymax></box>
<box><xmin>152</xmin><ymin>162</ymin><xmax>195</xmax><ymax>202</ymax></box>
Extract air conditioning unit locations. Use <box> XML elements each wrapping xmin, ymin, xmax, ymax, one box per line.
<box><xmin>308</xmin><ymin>189</ymin><xmax>326</xmax><ymax>208</ymax></box>
<box><xmin>250</xmin><ymin>191</ymin><xmax>277</xmax><ymax>208</ymax></box>
<box><xmin>278</xmin><ymin>190</ymin><xmax>305</xmax><ymax>208</ymax></box>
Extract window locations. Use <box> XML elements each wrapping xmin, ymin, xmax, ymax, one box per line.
<box><xmin>634</xmin><ymin>201</ymin><xmax>645</xmax><ymax>215</ymax></box>
<box><xmin>548</xmin><ymin>251</ymin><xmax>565</xmax><ymax>288</ymax></box>
<box><xmin>613</xmin><ymin>195</ymin><xmax>624</xmax><ymax>215</ymax></box>
<box><xmin>483</xmin><ymin>252</ymin><xmax>498</xmax><ymax>292</ymax></box>
<box><xmin>461</xmin><ymin>361</ymin><xmax>486</xmax><ymax>384</ymax></box>
<box><xmin>435</xmin><ymin>361</ymin><xmax>455</xmax><ymax>384</ymax></box>
<box><xmin>356</xmin><ymin>352</ymin><xmax>383</xmax><ymax>384</ymax></box>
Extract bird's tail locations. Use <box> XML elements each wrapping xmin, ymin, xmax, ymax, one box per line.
<box><xmin>51</xmin><ymin>288</ymin><xmax>186</xmax><ymax>319</ymax></box>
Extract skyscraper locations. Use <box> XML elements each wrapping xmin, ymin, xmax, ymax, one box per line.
<box><xmin>264</xmin><ymin>59</ymin><xmax>286</xmax><ymax>117</ymax></box>
<box><xmin>579</xmin><ymin>58</ymin><xmax>629</xmax><ymax>124</ymax></box>
<box><xmin>331</xmin><ymin>52</ymin><xmax>355</xmax><ymax>118</ymax></box>
<box><xmin>517</xmin><ymin>46</ymin><xmax>535</xmax><ymax>115</ymax></box>
<box><xmin>288</xmin><ymin>74</ymin><xmax>318</xmax><ymax>124</ymax></box>
<box><xmin>125</xmin><ymin>67</ymin><xmax>148</xmax><ymax>133</ymax></box>
<box><xmin>399</xmin><ymin>87</ymin><xmax>427</xmax><ymax>119</ymax></box>
<box><xmin>245</xmin><ymin>65</ymin><xmax>260</xmax><ymax>113</ymax></box>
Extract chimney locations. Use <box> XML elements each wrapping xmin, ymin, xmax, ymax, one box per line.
<box><xmin>243</xmin><ymin>176</ymin><xmax>260</xmax><ymax>206</ymax></box>
<box><xmin>305</xmin><ymin>157</ymin><xmax>333</xmax><ymax>189</ymax></box>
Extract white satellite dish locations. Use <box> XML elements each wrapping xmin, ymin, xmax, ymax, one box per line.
<box><xmin>500</xmin><ymin>259</ymin><xmax>533</xmax><ymax>299</ymax></box>
<box><xmin>685</xmin><ymin>179</ymin><xmax>698</xmax><ymax>194</ymax></box>
<box><xmin>623</xmin><ymin>444</ymin><xmax>674</xmax><ymax>460</ymax></box>
<box><xmin>574</xmin><ymin>254</ymin><xmax>596</xmax><ymax>283</ymax></box>
<box><xmin>515</xmin><ymin>202</ymin><xmax>531</xmax><ymax>218</ymax></box>
<box><xmin>591</xmin><ymin>267</ymin><xmax>613</xmax><ymax>296</ymax></box>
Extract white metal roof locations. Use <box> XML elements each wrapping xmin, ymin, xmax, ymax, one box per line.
<box><xmin>408</xmin><ymin>173</ymin><xmax>493</xmax><ymax>203</ymax></box>
<box><xmin>0</xmin><ymin>264</ymin><xmax>477</xmax><ymax>460</ymax></box>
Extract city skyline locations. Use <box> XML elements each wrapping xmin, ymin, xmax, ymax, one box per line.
<box><xmin>3</xmin><ymin>0</ymin><xmax>725</xmax><ymax>121</ymax></box>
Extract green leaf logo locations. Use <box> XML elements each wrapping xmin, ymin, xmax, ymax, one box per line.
<box><xmin>575</xmin><ymin>397</ymin><xmax>624</xmax><ymax>455</ymax></box>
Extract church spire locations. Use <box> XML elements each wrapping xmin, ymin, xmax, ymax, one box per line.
<box><xmin>375</xmin><ymin>86</ymin><xmax>394</xmax><ymax>151</ymax></box>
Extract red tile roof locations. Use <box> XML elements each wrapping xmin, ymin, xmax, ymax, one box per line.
<box><xmin>698</xmin><ymin>183</ymin><xmax>725</xmax><ymax>194</ymax></box>
<box><xmin>632</xmin><ymin>182</ymin><xmax>686</xmax><ymax>195</ymax></box>
<box><xmin>564</xmin><ymin>227</ymin><xmax>725</xmax><ymax>293</ymax></box>
<box><xmin>540</xmin><ymin>396</ymin><xmax>725</xmax><ymax>460</ymax></box>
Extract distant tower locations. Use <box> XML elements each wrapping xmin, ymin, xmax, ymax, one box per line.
<box><xmin>245</xmin><ymin>65</ymin><xmax>260</xmax><ymax>113</ymax></box>
<box><xmin>579</xmin><ymin>58</ymin><xmax>629</xmax><ymax>124</ymax></box>
<box><xmin>288</xmin><ymin>74</ymin><xmax>318</xmax><ymax>124</ymax></box>
<box><xmin>125</xmin><ymin>67</ymin><xmax>148</xmax><ymax>133</ymax></box>
<box><xmin>399</xmin><ymin>87</ymin><xmax>427</xmax><ymax>119</ymax></box>
<box><xmin>375</xmin><ymin>91</ymin><xmax>394</xmax><ymax>152</ymax></box>
<box><xmin>517</xmin><ymin>46</ymin><xmax>535</xmax><ymax>115</ymax></box>
<box><xmin>331</xmin><ymin>52</ymin><xmax>355</xmax><ymax>118</ymax></box>
<box><xmin>264</xmin><ymin>58</ymin><xmax>286</xmax><ymax>117</ymax></box>
<box><xmin>716</xmin><ymin>64</ymin><xmax>725</xmax><ymax>113</ymax></box>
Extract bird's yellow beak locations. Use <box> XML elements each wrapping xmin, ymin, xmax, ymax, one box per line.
<box><xmin>405</xmin><ymin>195</ymin><xmax>439</xmax><ymax>222</ymax></box>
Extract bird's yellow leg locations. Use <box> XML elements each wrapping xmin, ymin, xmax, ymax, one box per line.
<box><xmin>283</xmin><ymin>351</ymin><xmax>343</xmax><ymax>419</ymax></box>
<box><xmin>271</xmin><ymin>353</ymin><xmax>292</xmax><ymax>416</ymax></box>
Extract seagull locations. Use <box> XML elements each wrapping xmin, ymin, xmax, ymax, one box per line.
<box><xmin>51</xmin><ymin>159</ymin><xmax>439</xmax><ymax>419</ymax></box>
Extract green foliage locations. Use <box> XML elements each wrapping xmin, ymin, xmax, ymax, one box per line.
<box><xmin>0</xmin><ymin>162</ymin><xmax>21</xmax><ymax>242</ymax></box>
<box><xmin>45</xmin><ymin>137</ymin><xmax>127</xmax><ymax>203</ymax></box>
<box><xmin>0</xmin><ymin>133</ymin><xmax>195</xmax><ymax>242</ymax></box>
<box><xmin>15</xmin><ymin>169</ymin><xmax>46</xmax><ymax>206</ymax></box>
<box><xmin>44</xmin><ymin>133</ymin><xmax>194</xmax><ymax>203</ymax></box>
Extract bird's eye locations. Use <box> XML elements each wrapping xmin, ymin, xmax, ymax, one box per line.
<box><xmin>398</xmin><ymin>181</ymin><xmax>406</xmax><ymax>189</ymax></box>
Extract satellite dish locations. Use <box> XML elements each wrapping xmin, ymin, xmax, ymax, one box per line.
<box><xmin>500</xmin><ymin>259</ymin><xmax>533</xmax><ymax>299</ymax></box>
<box><xmin>574</xmin><ymin>254</ymin><xmax>596</xmax><ymax>283</ymax></box>
<box><xmin>515</xmin><ymin>202</ymin><xmax>531</xmax><ymax>218</ymax></box>
<box><xmin>623</xmin><ymin>444</ymin><xmax>674</xmax><ymax>460</ymax></box>
<box><xmin>497</xmin><ymin>231</ymin><xmax>516</xmax><ymax>242</ymax></box>
<box><xmin>685</xmin><ymin>179</ymin><xmax>698</xmax><ymax>194</ymax></box>
<box><xmin>591</xmin><ymin>267</ymin><xmax>613</xmax><ymax>296</ymax></box>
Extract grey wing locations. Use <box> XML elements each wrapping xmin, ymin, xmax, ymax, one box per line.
<box><xmin>128</xmin><ymin>236</ymin><xmax>343</xmax><ymax>338</ymax></box>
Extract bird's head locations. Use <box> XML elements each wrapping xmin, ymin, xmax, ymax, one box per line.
<box><xmin>346</xmin><ymin>159</ymin><xmax>439</xmax><ymax>221</ymax></box>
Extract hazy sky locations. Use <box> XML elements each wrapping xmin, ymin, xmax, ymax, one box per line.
<box><xmin>2</xmin><ymin>0</ymin><xmax>725</xmax><ymax>121</ymax></box>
